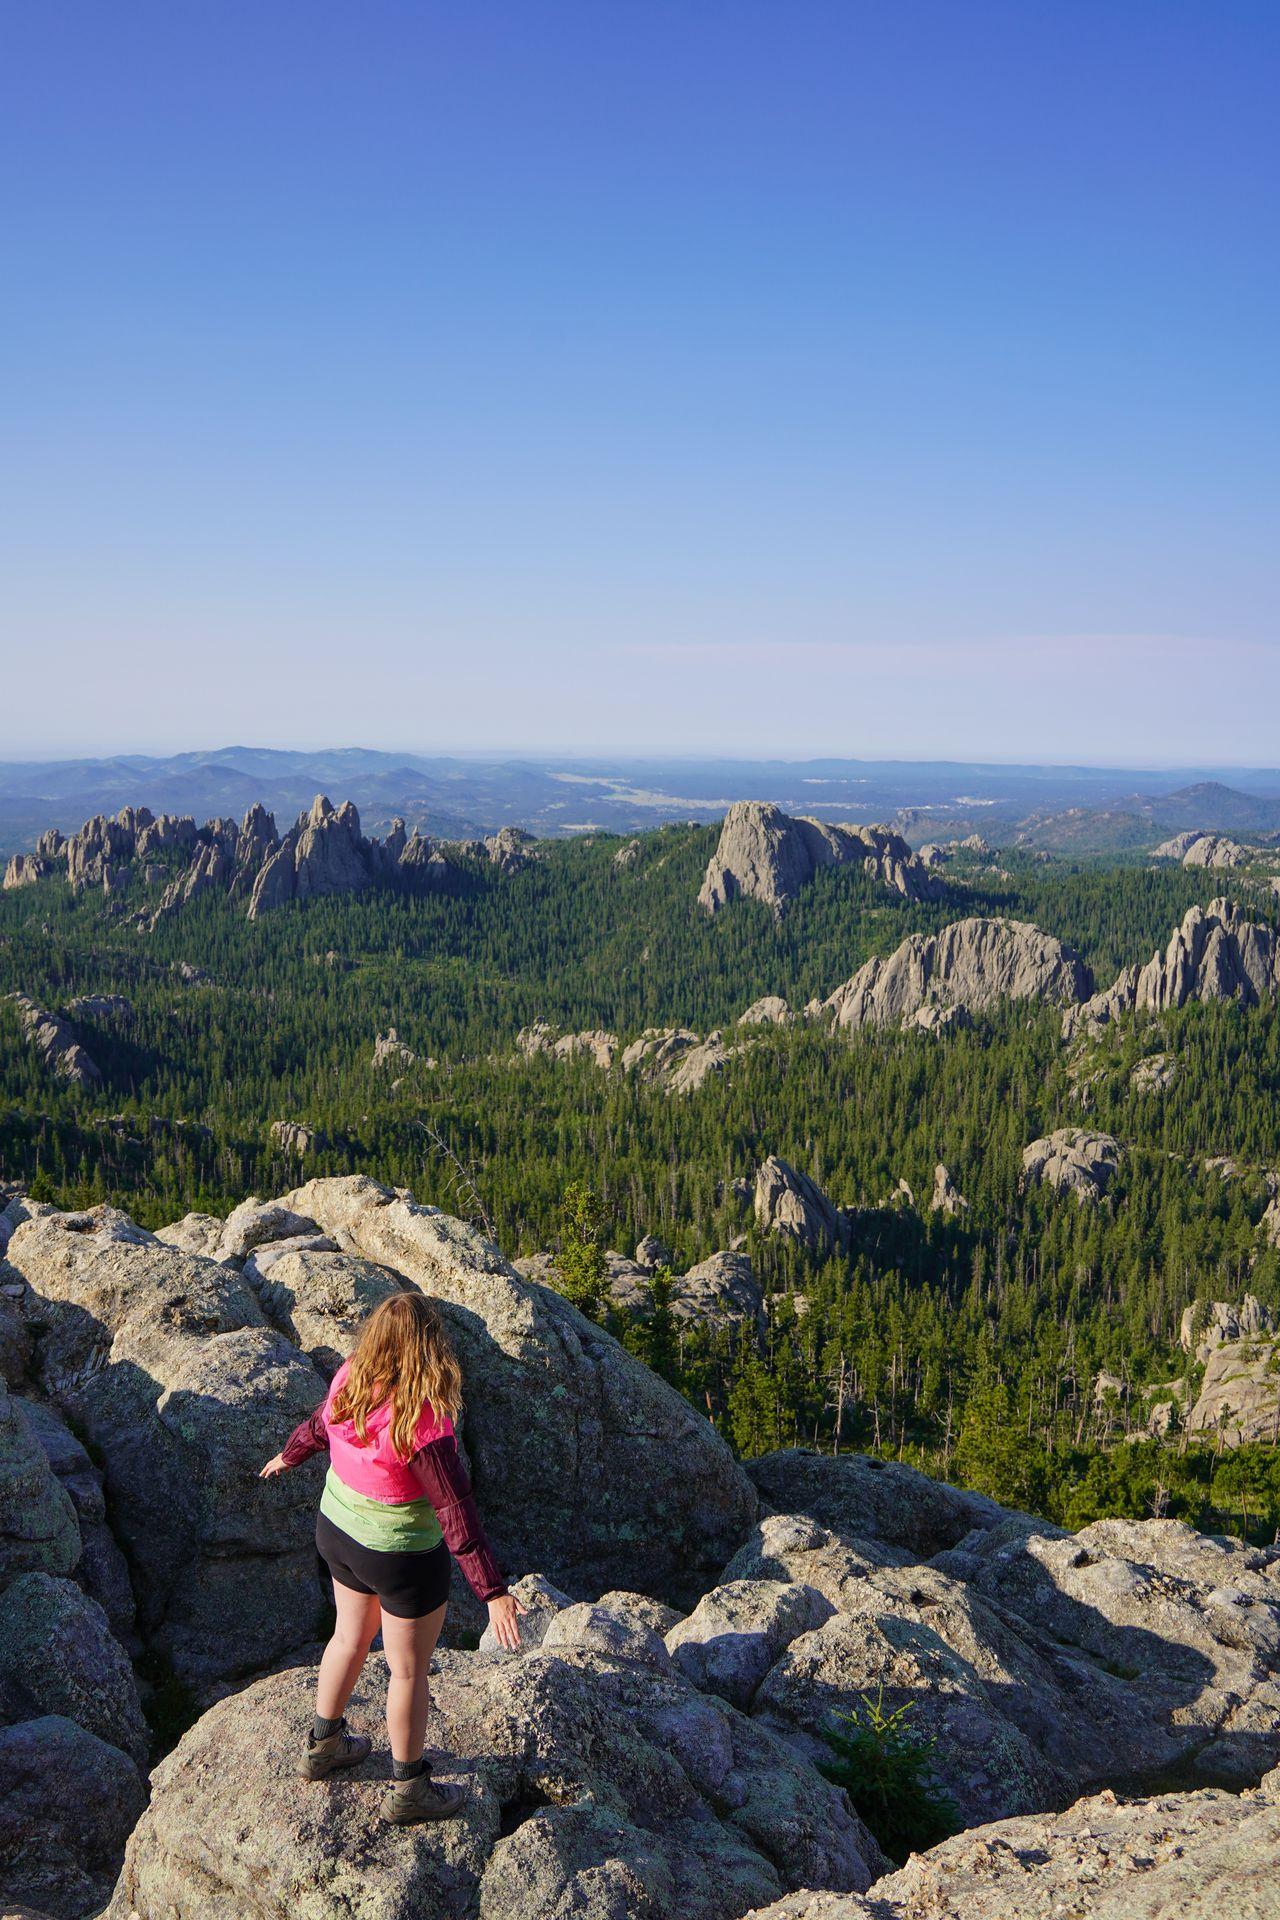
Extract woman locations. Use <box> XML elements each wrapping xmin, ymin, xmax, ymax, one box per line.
<box><xmin>261</xmin><ymin>1291</ymin><xmax>524</xmax><ymax>1825</ymax></box>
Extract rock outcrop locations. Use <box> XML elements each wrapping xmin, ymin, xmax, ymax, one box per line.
<box><xmin>822</xmin><ymin>919</ymin><xmax>1090</xmax><ymax>1030</ymax></box>
<box><xmin>740</xmin><ymin>995</ymin><xmax>796</xmax><ymax>1026</ymax></box>
<box><xmin>699</xmin><ymin>803</ymin><xmax>945</xmax><ymax>915</ymax></box>
<box><xmin>754</xmin><ymin>1158</ymin><xmax>851</xmax><ymax>1258</ymax></box>
<box><xmin>3</xmin><ymin>996</ymin><xmax>101</xmax><ymax>1089</ymax></box>
<box><xmin>5</xmin><ymin>796</ymin><xmax>480</xmax><ymax>924</ymax></box>
<box><xmin>740</xmin><ymin>1773</ymin><xmax>1280</xmax><ymax>1919</ymax></box>
<box><xmin>4</xmin><ymin>1205</ymin><xmax>330</xmax><ymax>1687</ymax></box>
<box><xmin>106</xmin><ymin>1639</ymin><xmax>886</xmax><ymax>1920</ymax></box>
<box><xmin>268</xmin><ymin>1119</ymin><xmax>329</xmax><ymax>1157</ymax></box>
<box><xmin>1021</xmin><ymin>1128</ymin><xmax>1121</xmax><ymax>1202</ymax></box>
<box><xmin>517</xmin><ymin>1022</ymin><xmax>619</xmax><ymax>1068</ymax></box>
<box><xmin>1154</xmin><ymin>829</ymin><xmax>1251</xmax><ymax>867</ymax></box>
<box><xmin>1064</xmin><ymin>898</ymin><xmax>1280</xmax><ymax>1036</ymax></box>
<box><xmin>1177</xmin><ymin>1297</ymin><xmax>1280</xmax><ymax>1446</ymax></box>
<box><xmin>930</xmin><ymin>1163</ymin><xmax>968</xmax><ymax>1216</ymax></box>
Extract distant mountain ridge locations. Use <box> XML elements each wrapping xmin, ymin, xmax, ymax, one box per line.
<box><xmin>3</xmin><ymin>747</ymin><xmax>1280</xmax><ymax>859</ymax></box>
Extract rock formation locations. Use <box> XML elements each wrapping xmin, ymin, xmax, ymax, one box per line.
<box><xmin>3</xmin><ymin>996</ymin><xmax>102</xmax><ymax>1088</ymax></box>
<box><xmin>739</xmin><ymin>995</ymin><xmax>796</xmax><ymax>1026</ymax></box>
<box><xmin>740</xmin><ymin>1773</ymin><xmax>1280</xmax><ymax>1918</ymax></box>
<box><xmin>268</xmin><ymin>1119</ymin><xmax>329</xmax><ymax>1157</ymax></box>
<box><xmin>821</xmin><ymin>919</ymin><xmax>1090</xmax><ymax>1030</ymax></box>
<box><xmin>3</xmin><ymin>795</ymin><xmax>488</xmax><ymax>924</ymax></box>
<box><xmin>1064</xmin><ymin>898</ymin><xmax>1280</xmax><ymax>1037</ymax></box>
<box><xmin>106</xmin><ymin>1642</ymin><xmax>886</xmax><ymax>1920</ymax></box>
<box><xmin>1021</xmin><ymin>1128</ymin><xmax>1121</xmax><ymax>1202</ymax></box>
<box><xmin>754</xmin><ymin>1158</ymin><xmax>852</xmax><ymax>1257</ymax></box>
<box><xmin>1177</xmin><ymin>1296</ymin><xmax>1280</xmax><ymax>1446</ymax></box>
<box><xmin>517</xmin><ymin>1021</ymin><xmax>619</xmax><ymax>1068</ymax></box>
<box><xmin>699</xmin><ymin>802</ymin><xmax>945</xmax><ymax>915</ymax></box>
<box><xmin>930</xmin><ymin>1163</ymin><xmax>968</xmax><ymax>1216</ymax></box>
<box><xmin>1154</xmin><ymin>828</ymin><xmax>1251</xmax><ymax>867</ymax></box>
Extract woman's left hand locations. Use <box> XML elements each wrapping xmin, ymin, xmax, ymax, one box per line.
<box><xmin>486</xmin><ymin>1592</ymin><xmax>527</xmax><ymax>1650</ymax></box>
<box><xmin>259</xmin><ymin>1453</ymin><xmax>287</xmax><ymax>1478</ymax></box>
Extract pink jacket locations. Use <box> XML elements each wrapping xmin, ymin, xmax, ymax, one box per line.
<box><xmin>321</xmin><ymin>1360</ymin><xmax>453</xmax><ymax>1503</ymax></box>
<box><xmin>281</xmin><ymin>1361</ymin><xmax>507</xmax><ymax>1603</ymax></box>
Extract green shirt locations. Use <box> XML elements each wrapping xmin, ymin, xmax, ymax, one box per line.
<box><xmin>319</xmin><ymin>1466</ymin><xmax>444</xmax><ymax>1554</ymax></box>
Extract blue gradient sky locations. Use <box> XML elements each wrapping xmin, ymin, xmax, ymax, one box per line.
<box><xmin>2</xmin><ymin>3</ymin><xmax>1276</xmax><ymax>761</ymax></box>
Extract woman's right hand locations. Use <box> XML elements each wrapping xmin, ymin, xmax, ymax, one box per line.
<box><xmin>259</xmin><ymin>1453</ymin><xmax>287</xmax><ymax>1478</ymax></box>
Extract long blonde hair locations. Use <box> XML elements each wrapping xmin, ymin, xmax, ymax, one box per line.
<box><xmin>330</xmin><ymin>1292</ymin><xmax>463</xmax><ymax>1462</ymax></box>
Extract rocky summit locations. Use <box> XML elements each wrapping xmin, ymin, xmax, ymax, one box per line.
<box><xmin>0</xmin><ymin>794</ymin><xmax>535</xmax><ymax>923</ymax></box>
<box><xmin>698</xmin><ymin>801</ymin><xmax>945</xmax><ymax>914</ymax></box>
<box><xmin>3</xmin><ymin>1176</ymin><xmax>1280</xmax><ymax>1918</ymax></box>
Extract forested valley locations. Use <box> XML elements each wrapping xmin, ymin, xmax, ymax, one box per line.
<box><xmin>5</xmin><ymin>821</ymin><xmax>1280</xmax><ymax>1545</ymax></box>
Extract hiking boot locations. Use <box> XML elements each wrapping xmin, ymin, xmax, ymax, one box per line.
<box><xmin>297</xmin><ymin>1718</ymin><xmax>372</xmax><ymax>1780</ymax></box>
<box><xmin>382</xmin><ymin>1767</ymin><xmax>468</xmax><ymax>1824</ymax></box>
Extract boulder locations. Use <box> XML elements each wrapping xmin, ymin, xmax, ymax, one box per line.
<box><xmin>822</xmin><ymin>919</ymin><xmax>1090</xmax><ymax>1030</ymax></box>
<box><xmin>0</xmin><ymin>1387</ymin><xmax>80</xmax><ymax>1587</ymax></box>
<box><xmin>15</xmin><ymin>1399</ymin><xmax>136</xmax><ymax>1640</ymax></box>
<box><xmin>698</xmin><ymin>803</ymin><xmax>944</xmax><ymax>914</ymax></box>
<box><xmin>477</xmin><ymin>1571</ymin><xmax>573</xmax><ymax>1653</ymax></box>
<box><xmin>152</xmin><ymin>1211</ymin><xmax>224</xmax><ymax>1257</ymax></box>
<box><xmin>372</xmin><ymin>1027</ymin><xmax>419</xmax><ymax>1071</ymax></box>
<box><xmin>269</xmin><ymin>1120</ymin><xmax>328</xmax><ymax>1157</ymax></box>
<box><xmin>1132</xmin><ymin>1051</ymin><xmax>1178</xmax><ymax>1092</ymax></box>
<box><xmin>949</xmin><ymin>1515</ymin><xmax>1280</xmax><ymax>1788</ymax></box>
<box><xmin>0</xmin><ymin>1572</ymin><xmax>147</xmax><ymax>1767</ymax></box>
<box><xmin>739</xmin><ymin>996</ymin><xmax>795</xmax><ymax>1026</ymax></box>
<box><xmin>747</xmin><ymin>1452</ymin><xmax>1013</xmax><ymax>1560</ymax></box>
<box><xmin>1154</xmin><ymin>830</ymin><xmax>1251</xmax><ymax>868</ymax></box>
<box><xmin>621</xmin><ymin>1027</ymin><xmax>701</xmax><ymax>1075</ymax></box>
<box><xmin>251</xmin><ymin>1247</ymin><xmax>404</xmax><ymax>1378</ymax></box>
<box><xmin>0</xmin><ymin>1715</ymin><xmax>145</xmax><ymax>1920</ymax></box>
<box><xmin>739</xmin><ymin>1775</ymin><xmax>1280</xmax><ymax>1919</ymax></box>
<box><xmin>1187</xmin><ymin>1335</ymin><xmax>1280</xmax><ymax>1446</ymax></box>
<box><xmin>1021</xmin><ymin>1127</ymin><xmax>1121</xmax><ymax>1202</ymax></box>
<box><xmin>666</xmin><ymin>1579</ymin><xmax>834</xmax><ymax>1708</ymax></box>
<box><xmin>754</xmin><ymin>1158</ymin><xmax>851</xmax><ymax>1258</ymax></box>
<box><xmin>281</xmin><ymin>1176</ymin><xmax>758</xmax><ymax>1605</ymax></box>
<box><xmin>215</xmin><ymin>1198</ymin><xmax>321</xmax><ymax>1263</ymax></box>
<box><xmin>107</xmin><ymin>1650</ymin><xmax>886</xmax><ymax>1920</ymax></box>
<box><xmin>634</xmin><ymin>1234</ymin><xmax>673</xmax><ymax>1270</ymax></box>
<box><xmin>5</xmin><ymin>1207</ymin><xmax>331</xmax><ymax>1687</ymax></box>
<box><xmin>674</xmin><ymin>1251</ymin><xmax>766</xmax><ymax>1334</ymax></box>
<box><xmin>485</xmin><ymin>825</ymin><xmax>536</xmax><ymax>872</ymax></box>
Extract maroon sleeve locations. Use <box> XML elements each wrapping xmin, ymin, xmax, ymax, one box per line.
<box><xmin>409</xmin><ymin>1434</ymin><xmax>508</xmax><ymax>1603</ymax></box>
<box><xmin>280</xmin><ymin>1402</ymin><xmax>330</xmax><ymax>1468</ymax></box>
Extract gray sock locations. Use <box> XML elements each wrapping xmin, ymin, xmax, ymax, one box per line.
<box><xmin>312</xmin><ymin>1713</ymin><xmax>344</xmax><ymax>1743</ymax></box>
<box><xmin>393</xmin><ymin>1756</ymin><xmax>426</xmax><ymax>1781</ymax></box>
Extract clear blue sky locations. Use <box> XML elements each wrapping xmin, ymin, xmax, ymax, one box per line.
<box><xmin>2</xmin><ymin>2</ymin><xmax>1276</xmax><ymax>762</ymax></box>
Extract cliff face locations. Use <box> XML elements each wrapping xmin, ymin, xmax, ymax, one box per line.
<box><xmin>1064</xmin><ymin>898</ymin><xmax>1280</xmax><ymax>1037</ymax></box>
<box><xmin>698</xmin><ymin>802</ymin><xmax>945</xmax><ymax>914</ymax></box>
<box><xmin>821</xmin><ymin>917</ymin><xmax>1091</xmax><ymax>1030</ymax></box>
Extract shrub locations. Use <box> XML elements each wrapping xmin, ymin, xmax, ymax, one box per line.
<box><xmin>818</xmin><ymin>1687</ymin><xmax>960</xmax><ymax>1864</ymax></box>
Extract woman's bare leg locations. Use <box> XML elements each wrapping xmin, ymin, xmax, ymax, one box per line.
<box><xmin>380</xmin><ymin>1604</ymin><xmax>448</xmax><ymax>1765</ymax></box>
<box><xmin>315</xmin><ymin>1581</ymin><xmax>382</xmax><ymax>1722</ymax></box>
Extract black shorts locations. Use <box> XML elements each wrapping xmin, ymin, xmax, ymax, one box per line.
<box><xmin>315</xmin><ymin>1512</ymin><xmax>452</xmax><ymax>1619</ymax></box>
